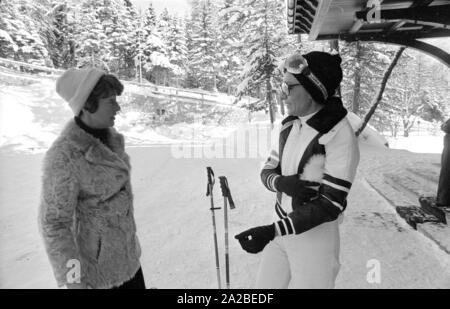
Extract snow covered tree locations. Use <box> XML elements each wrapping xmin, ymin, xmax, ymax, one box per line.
<box><xmin>384</xmin><ymin>50</ymin><xmax>447</xmax><ymax>137</ymax></box>
<box><xmin>0</xmin><ymin>0</ymin><xmax>51</xmax><ymax>65</ymax></box>
<box><xmin>215</xmin><ymin>0</ymin><xmax>245</xmax><ymax>94</ymax></box>
<box><xmin>138</xmin><ymin>4</ymin><xmax>158</xmax><ymax>81</ymax></box>
<box><xmin>230</xmin><ymin>0</ymin><xmax>288</xmax><ymax>124</ymax></box>
<box><xmin>186</xmin><ymin>0</ymin><xmax>219</xmax><ymax>91</ymax></box>
<box><xmin>158</xmin><ymin>8</ymin><xmax>172</xmax><ymax>42</ymax></box>
<box><xmin>340</xmin><ymin>41</ymin><xmax>395</xmax><ymax>116</ymax></box>
<box><xmin>149</xmin><ymin>8</ymin><xmax>176</xmax><ymax>85</ymax></box>
<box><xmin>164</xmin><ymin>16</ymin><xmax>188</xmax><ymax>87</ymax></box>
<box><xmin>356</xmin><ymin>46</ymin><xmax>406</xmax><ymax>138</ymax></box>
<box><xmin>73</xmin><ymin>1</ymin><xmax>111</xmax><ymax>69</ymax></box>
<box><xmin>184</xmin><ymin>11</ymin><xmax>198</xmax><ymax>88</ymax></box>
<box><xmin>94</xmin><ymin>0</ymin><xmax>137</xmax><ymax>75</ymax></box>
<box><xmin>139</xmin><ymin>4</ymin><xmax>170</xmax><ymax>84</ymax></box>
<box><xmin>46</xmin><ymin>0</ymin><xmax>77</xmax><ymax>68</ymax></box>
<box><xmin>118</xmin><ymin>0</ymin><xmax>140</xmax><ymax>78</ymax></box>
<box><xmin>0</xmin><ymin>1</ymin><xmax>19</xmax><ymax>59</ymax></box>
<box><xmin>69</xmin><ymin>0</ymin><xmax>136</xmax><ymax>74</ymax></box>
<box><xmin>425</xmin><ymin>59</ymin><xmax>450</xmax><ymax>119</ymax></box>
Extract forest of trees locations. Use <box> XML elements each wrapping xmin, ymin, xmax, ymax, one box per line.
<box><xmin>1</xmin><ymin>0</ymin><xmax>449</xmax><ymax>135</ymax></box>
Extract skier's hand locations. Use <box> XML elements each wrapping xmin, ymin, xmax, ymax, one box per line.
<box><xmin>235</xmin><ymin>224</ymin><xmax>275</xmax><ymax>254</ymax></box>
<box><xmin>274</xmin><ymin>175</ymin><xmax>319</xmax><ymax>201</ymax></box>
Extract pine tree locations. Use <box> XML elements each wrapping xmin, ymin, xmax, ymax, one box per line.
<box><xmin>151</xmin><ymin>8</ymin><xmax>174</xmax><ymax>85</ymax></box>
<box><xmin>140</xmin><ymin>4</ymin><xmax>170</xmax><ymax>84</ymax></box>
<box><xmin>340</xmin><ymin>41</ymin><xmax>395</xmax><ymax>116</ymax></box>
<box><xmin>384</xmin><ymin>50</ymin><xmax>446</xmax><ymax>136</ymax></box>
<box><xmin>0</xmin><ymin>1</ymin><xmax>20</xmax><ymax>59</ymax></box>
<box><xmin>74</xmin><ymin>1</ymin><xmax>110</xmax><ymax>69</ymax></box>
<box><xmin>0</xmin><ymin>0</ymin><xmax>51</xmax><ymax>65</ymax></box>
<box><xmin>47</xmin><ymin>0</ymin><xmax>77</xmax><ymax>68</ymax></box>
<box><xmin>118</xmin><ymin>0</ymin><xmax>140</xmax><ymax>78</ymax></box>
<box><xmin>138</xmin><ymin>4</ymin><xmax>158</xmax><ymax>81</ymax></box>
<box><xmin>165</xmin><ymin>16</ymin><xmax>188</xmax><ymax>87</ymax></box>
<box><xmin>216</xmin><ymin>0</ymin><xmax>245</xmax><ymax>94</ymax></box>
<box><xmin>187</xmin><ymin>0</ymin><xmax>218</xmax><ymax>91</ymax></box>
<box><xmin>184</xmin><ymin>11</ymin><xmax>197</xmax><ymax>88</ymax></box>
<box><xmin>96</xmin><ymin>0</ymin><xmax>127</xmax><ymax>73</ymax></box>
<box><xmin>231</xmin><ymin>0</ymin><xmax>288</xmax><ymax>124</ymax></box>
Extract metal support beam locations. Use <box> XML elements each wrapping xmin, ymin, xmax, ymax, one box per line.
<box><xmin>387</xmin><ymin>21</ymin><xmax>406</xmax><ymax>34</ymax></box>
<box><xmin>356</xmin><ymin>5</ymin><xmax>450</xmax><ymax>27</ymax></box>
<box><xmin>308</xmin><ymin>0</ymin><xmax>333</xmax><ymax>40</ymax></box>
<box><xmin>410</xmin><ymin>0</ymin><xmax>435</xmax><ymax>8</ymax></box>
<box><xmin>380</xmin><ymin>38</ymin><xmax>450</xmax><ymax>68</ymax></box>
<box><xmin>317</xmin><ymin>35</ymin><xmax>450</xmax><ymax>67</ymax></box>
<box><xmin>349</xmin><ymin>19</ymin><xmax>365</xmax><ymax>34</ymax></box>
<box><xmin>318</xmin><ymin>28</ymin><xmax>450</xmax><ymax>40</ymax></box>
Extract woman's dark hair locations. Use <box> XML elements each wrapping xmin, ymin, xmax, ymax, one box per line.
<box><xmin>80</xmin><ymin>74</ymin><xmax>124</xmax><ymax>115</ymax></box>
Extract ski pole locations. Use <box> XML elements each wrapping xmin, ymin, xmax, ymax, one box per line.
<box><xmin>206</xmin><ymin>167</ymin><xmax>221</xmax><ymax>289</ymax></box>
<box><xmin>219</xmin><ymin>176</ymin><xmax>235</xmax><ymax>289</ymax></box>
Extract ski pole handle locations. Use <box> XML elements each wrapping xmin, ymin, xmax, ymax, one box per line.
<box><xmin>219</xmin><ymin>176</ymin><xmax>235</xmax><ymax>209</ymax></box>
<box><xmin>206</xmin><ymin>167</ymin><xmax>215</xmax><ymax>196</ymax></box>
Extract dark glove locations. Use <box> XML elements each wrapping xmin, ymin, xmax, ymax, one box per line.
<box><xmin>235</xmin><ymin>224</ymin><xmax>275</xmax><ymax>254</ymax></box>
<box><xmin>274</xmin><ymin>175</ymin><xmax>319</xmax><ymax>202</ymax></box>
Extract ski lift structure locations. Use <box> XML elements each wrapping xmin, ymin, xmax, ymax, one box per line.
<box><xmin>285</xmin><ymin>0</ymin><xmax>450</xmax><ymax>231</ymax></box>
<box><xmin>286</xmin><ymin>0</ymin><xmax>450</xmax><ymax>67</ymax></box>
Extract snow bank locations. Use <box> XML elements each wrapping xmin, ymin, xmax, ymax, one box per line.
<box><xmin>346</xmin><ymin>112</ymin><xmax>388</xmax><ymax>148</ymax></box>
<box><xmin>0</xmin><ymin>80</ymin><xmax>67</xmax><ymax>153</ymax></box>
<box><xmin>386</xmin><ymin>135</ymin><xmax>445</xmax><ymax>154</ymax></box>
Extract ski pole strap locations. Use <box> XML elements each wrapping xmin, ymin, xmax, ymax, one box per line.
<box><xmin>219</xmin><ymin>176</ymin><xmax>235</xmax><ymax>209</ymax></box>
<box><xmin>206</xmin><ymin>167</ymin><xmax>215</xmax><ymax>196</ymax></box>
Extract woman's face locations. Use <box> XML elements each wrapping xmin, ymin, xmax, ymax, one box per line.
<box><xmin>282</xmin><ymin>72</ymin><xmax>314</xmax><ymax>117</ymax></box>
<box><xmin>87</xmin><ymin>95</ymin><xmax>121</xmax><ymax>129</ymax></box>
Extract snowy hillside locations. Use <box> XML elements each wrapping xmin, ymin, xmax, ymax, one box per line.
<box><xmin>0</xmin><ymin>75</ymin><xmax>248</xmax><ymax>154</ymax></box>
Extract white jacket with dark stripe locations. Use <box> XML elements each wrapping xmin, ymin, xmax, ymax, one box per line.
<box><xmin>261</xmin><ymin>97</ymin><xmax>360</xmax><ymax>236</ymax></box>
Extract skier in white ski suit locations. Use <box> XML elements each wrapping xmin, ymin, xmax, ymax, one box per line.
<box><xmin>235</xmin><ymin>51</ymin><xmax>360</xmax><ymax>289</ymax></box>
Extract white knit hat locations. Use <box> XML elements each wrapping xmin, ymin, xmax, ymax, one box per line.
<box><xmin>56</xmin><ymin>68</ymin><xmax>105</xmax><ymax>115</ymax></box>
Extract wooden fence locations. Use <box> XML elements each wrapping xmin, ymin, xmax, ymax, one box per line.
<box><xmin>0</xmin><ymin>57</ymin><xmax>255</xmax><ymax>110</ymax></box>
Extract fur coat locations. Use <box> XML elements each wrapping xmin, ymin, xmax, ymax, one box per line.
<box><xmin>38</xmin><ymin>119</ymin><xmax>141</xmax><ymax>289</ymax></box>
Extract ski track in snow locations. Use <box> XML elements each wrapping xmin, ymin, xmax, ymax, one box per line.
<box><xmin>0</xmin><ymin>143</ymin><xmax>449</xmax><ymax>289</ymax></box>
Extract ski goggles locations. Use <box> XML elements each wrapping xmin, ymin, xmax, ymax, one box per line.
<box><xmin>280</xmin><ymin>53</ymin><xmax>328</xmax><ymax>100</ymax></box>
<box><xmin>280</xmin><ymin>82</ymin><xmax>301</xmax><ymax>96</ymax></box>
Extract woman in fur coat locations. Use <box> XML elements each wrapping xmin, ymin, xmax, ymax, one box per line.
<box><xmin>39</xmin><ymin>68</ymin><xmax>144</xmax><ymax>289</ymax></box>
<box><xmin>235</xmin><ymin>52</ymin><xmax>360</xmax><ymax>288</ymax></box>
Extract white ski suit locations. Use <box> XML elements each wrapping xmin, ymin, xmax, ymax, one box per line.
<box><xmin>259</xmin><ymin>99</ymin><xmax>359</xmax><ymax>288</ymax></box>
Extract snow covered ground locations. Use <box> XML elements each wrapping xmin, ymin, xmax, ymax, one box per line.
<box><xmin>386</xmin><ymin>135</ymin><xmax>445</xmax><ymax>154</ymax></box>
<box><xmin>0</xmin><ymin>143</ymin><xmax>449</xmax><ymax>289</ymax></box>
<box><xmin>0</xmin><ymin>77</ymin><xmax>449</xmax><ymax>289</ymax></box>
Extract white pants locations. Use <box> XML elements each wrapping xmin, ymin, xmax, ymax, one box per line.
<box><xmin>256</xmin><ymin>217</ymin><xmax>341</xmax><ymax>289</ymax></box>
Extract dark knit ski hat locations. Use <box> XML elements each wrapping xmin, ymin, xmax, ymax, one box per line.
<box><xmin>283</xmin><ymin>51</ymin><xmax>343</xmax><ymax>104</ymax></box>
